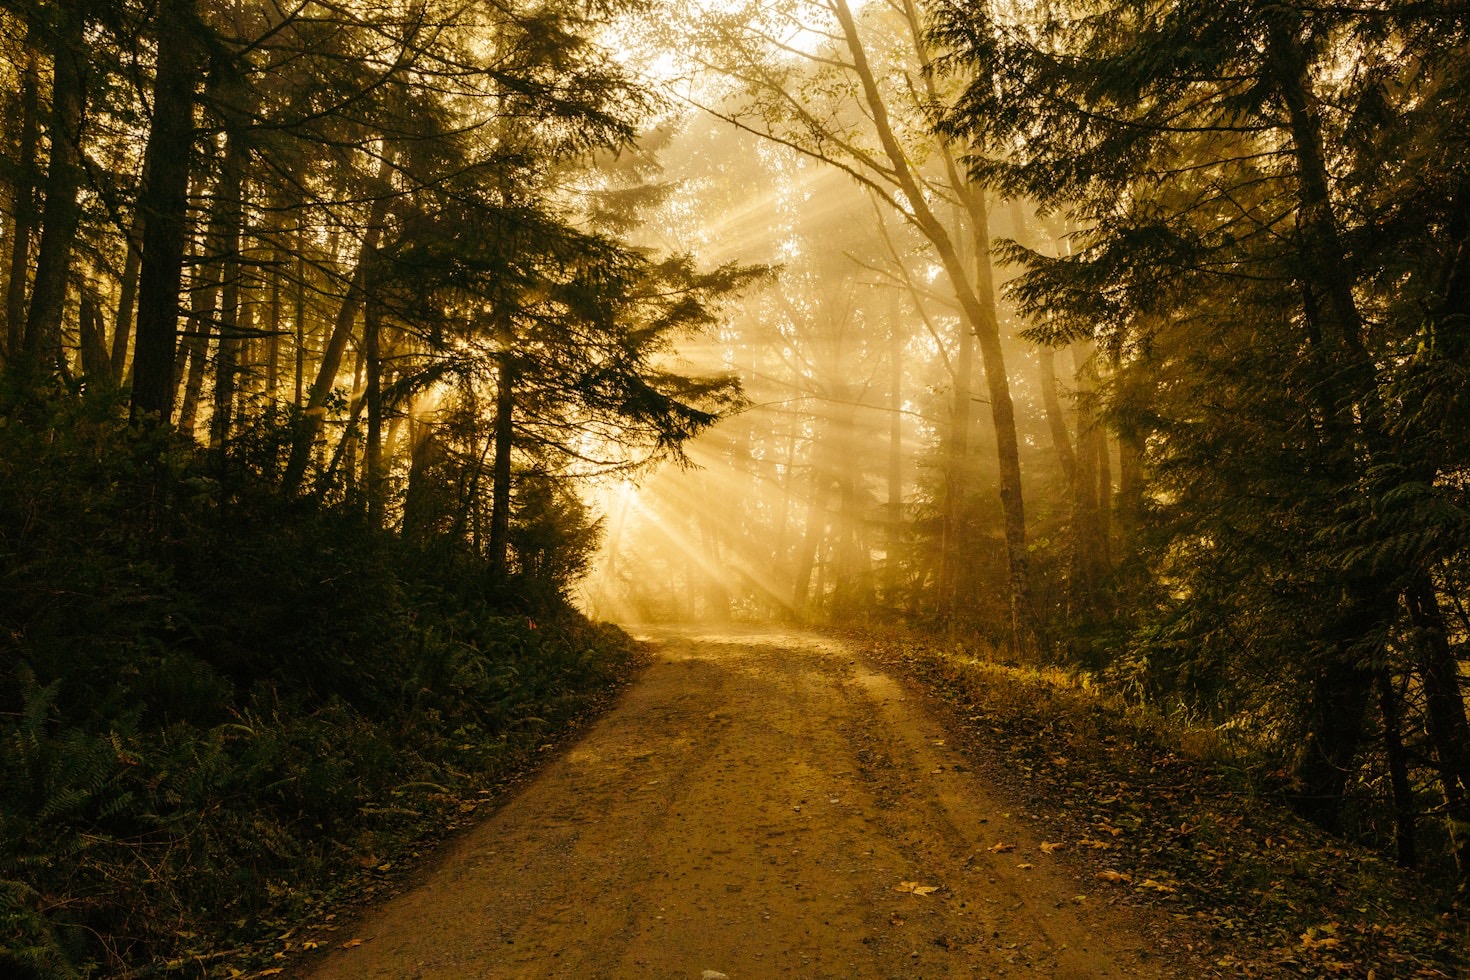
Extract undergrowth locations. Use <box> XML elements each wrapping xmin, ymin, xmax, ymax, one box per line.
<box><xmin>0</xmin><ymin>394</ymin><xmax>641</xmax><ymax>978</ymax></box>
<box><xmin>862</xmin><ymin>629</ymin><xmax>1469</xmax><ymax>979</ymax></box>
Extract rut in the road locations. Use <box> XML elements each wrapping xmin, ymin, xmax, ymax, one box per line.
<box><xmin>301</xmin><ymin>628</ymin><xmax>1203</xmax><ymax>978</ymax></box>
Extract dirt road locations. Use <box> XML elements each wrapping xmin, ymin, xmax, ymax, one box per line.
<box><xmin>302</xmin><ymin>628</ymin><xmax>1204</xmax><ymax>978</ymax></box>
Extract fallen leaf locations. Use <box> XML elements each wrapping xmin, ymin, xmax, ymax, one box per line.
<box><xmin>1138</xmin><ymin>878</ymin><xmax>1178</xmax><ymax>893</ymax></box>
<box><xmin>988</xmin><ymin>842</ymin><xmax>1016</xmax><ymax>853</ymax></box>
<box><xmin>1096</xmin><ymin>870</ymin><xmax>1132</xmax><ymax>883</ymax></box>
<box><xmin>341</xmin><ymin>939</ymin><xmax>365</xmax><ymax>949</ymax></box>
<box><xmin>1017</xmin><ymin>862</ymin><xmax>1034</xmax><ymax>870</ymax></box>
<box><xmin>1079</xmin><ymin>838</ymin><xmax>1113</xmax><ymax>850</ymax></box>
<box><xmin>1040</xmin><ymin>841</ymin><xmax>1064</xmax><ymax>853</ymax></box>
<box><xmin>894</xmin><ymin>880</ymin><xmax>939</xmax><ymax>896</ymax></box>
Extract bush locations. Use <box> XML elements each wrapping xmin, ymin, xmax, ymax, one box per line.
<box><xmin>0</xmin><ymin>392</ymin><xmax>641</xmax><ymax>977</ymax></box>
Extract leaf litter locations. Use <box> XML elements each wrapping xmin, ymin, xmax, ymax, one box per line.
<box><xmin>863</xmin><ymin>632</ymin><xmax>1470</xmax><ymax>978</ymax></box>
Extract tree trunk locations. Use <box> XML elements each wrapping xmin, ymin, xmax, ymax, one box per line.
<box><xmin>210</xmin><ymin>125</ymin><xmax>246</xmax><ymax>449</ymax></box>
<box><xmin>1294</xmin><ymin>653</ymin><xmax>1372</xmax><ymax>831</ymax></box>
<box><xmin>131</xmin><ymin>0</ymin><xmax>200</xmax><ymax>424</ymax></box>
<box><xmin>887</xmin><ymin>293</ymin><xmax>904</xmax><ymax>605</ymax></box>
<box><xmin>265</xmin><ymin>235</ymin><xmax>282</xmax><ymax>399</ymax></box>
<box><xmin>176</xmin><ymin>233</ymin><xmax>220</xmax><ymax>434</ymax></box>
<box><xmin>835</xmin><ymin>0</ymin><xmax>1030</xmax><ymax>647</ymax></box>
<box><xmin>1406</xmin><ymin>575</ymin><xmax>1470</xmax><ymax>877</ymax></box>
<box><xmin>364</xmin><ymin>281</ymin><xmax>384</xmax><ymax>529</ymax></box>
<box><xmin>282</xmin><ymin>161</ymin><xmax>391</xmax><ymax>492</ymax></box>
<box><xmin>111</xmin><ymin>211</ymin><xmax>143</xmax><ymax>383</ymax></box>
<box><xmin>488</xmin><ymin>349</ymin><xmax>515</xmax><ymax>579</ymax></box>
<box><xmin>1376</xmin><ymin>670</ymin><xmax>1418</xmax><ymax>869</ymax></box>
<box><xmin>77</xmin><ymin>284</ymin><xmax>111</xmax><ymax>391</ymax></box>
<box><xmin>791</xmin><ymin>462</ymin><xmax>832</xmax><ymax>619</ymax></box>
<box><xmin>937</xmin><ymin>297</ymin><xmax>973</xmax><ymax>623</ymax></box>
<box><xmin>1039</xmin><ymin>348</ymin><xmax>1077</xmax><ymax>487</ymax></box>
<box><xmin>23</xmin><ymin>0</ymin><xmax>89</xmax><ymax>370</ymax></box>
<box><xmin>1069</xmin><ymin>343</ymin><xmax>1109</xmax><ymax>613</ymax></box>
<box><xmin>4</xmin><ymin>43</ymin><xmax>40</xmax><ymax>361</ymax></box>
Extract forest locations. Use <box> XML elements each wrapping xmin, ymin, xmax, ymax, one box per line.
<box><xmin>0</xmin><ymin>0</ymin><xmax>1467</xmax><ymax>975</ymax></box>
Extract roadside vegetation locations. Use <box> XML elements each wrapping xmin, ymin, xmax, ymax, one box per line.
<box><xmin>867</xmin><ymin>630</ymin><xmax>1469</xmax><ymax>978</ymax></box>
<box><xmin>0</xmin><ymin>391</ymin><xmax>645</xmax><ymax>978</ymax></box>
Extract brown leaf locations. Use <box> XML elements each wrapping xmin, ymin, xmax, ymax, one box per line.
<box><xmin>894</xmin><ymin>880</ymin><xmax>940</xmax><ymax>896</ymax></box>
<box><xmin>988</xmin><ymin>842</ymin><xmax>1016</xmax><ymax>853</ymax></box>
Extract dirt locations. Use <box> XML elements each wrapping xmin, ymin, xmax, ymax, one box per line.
<box><xmin>297</xmin><ymin>626</ymin><xmax>1212</xmax><ymax>978</ymax></box>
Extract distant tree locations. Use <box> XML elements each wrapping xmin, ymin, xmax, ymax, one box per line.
<box><xmin>666</xmin><ymin>0</ymin><xmax>1034</xmax><ymax>643</ymax></box>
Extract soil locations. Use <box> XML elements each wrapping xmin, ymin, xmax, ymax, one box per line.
<box><xmin>297</xmin><ymin>626</ymin><xmax>1214</xmax><ymax>978</ymax></box>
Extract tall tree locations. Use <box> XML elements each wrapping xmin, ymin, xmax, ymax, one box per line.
<box><xmin>669</xmin><ymin>0</ymin><xmax>1034</xmax><ymax>642</ymax></box>
<box><xmin>933</xmin><ymin>0</ymin><xmax>1470</xmax><ymax>862</ymax></box>
<box><xmin>131</xmin><ymin>0</ymin><xmax>200</xmax><ymax>422</ymax></box>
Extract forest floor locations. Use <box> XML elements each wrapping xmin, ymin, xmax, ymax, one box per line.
<box><xmin>281</xmin><ymin>626</ymin><xmax>1465</xmax><ymax>979</ymax></box>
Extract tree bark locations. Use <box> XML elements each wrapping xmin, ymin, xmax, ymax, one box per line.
<box><xmin>132</xmin><ymin>0</ymin><xmax>200</xmax><ymax>424</ymax></box>
<box><xmin>1039</xmin><ymin>348</ymin><xmax>1077</xmax><ymax>487</ymax></box>
<box><xmin>210</xmin><ymin>123</ymin><xmax>247</xmax><ymax>449</ymax></box>
<box><xmin>1294</xmin><ymin>652</ymin><xmax>1372</xmax><ymax>831</ymax></box>
<box><xmin>23</xmin><ymin>0</ymin><xmax>89</xmax><ymax>370</ymax></box>
<box><xmin>176</xmin><ymin>232</ymin><xmax>220</xmax><ymax>434</ymax></box>
<box><xmin>364</xmin><ymin>280</ymin><xmax>384</xmax><ymax>529</ymax></box>
<box><xmin>887</xmin><ymin>292</ymin><xmax>904</xmax><ymax>605</ymax></box>
<box><xmin>282</xmin><ymin>159</ymin><xmax>392</xmax><ymax>492</ymax></box>
<box><xmin>488</xmin><ymin>349</ymin><xmax>516</xmax><ymax>579</ymax></box>
<box><xmin>111</xmin><ymin>211</ymin><xmax>143</xmax><ymax>383</ymax></box>
<box><xmin>1406</xmin><ymin>576</ymin><xmax>1470</xmax><ymax>877</ymax></box>
<box><xmin>1376</xmin><ymin>670</ymin><xmax>1418</xmax><ymax>869</ymax></box>
<box><xmin>77</xmin><ymin>284</ymin><xmax>111</xmax><ymax>391</ymax></box>
<box><xmin>4</xmin><ymin>42</ymin><xmax>40</xmax><ymax>361</ymax></box>
<box><xmin>834</xmin><ymin>0</ymin><xmax>1030</xmax><ymax>646</ymax></box>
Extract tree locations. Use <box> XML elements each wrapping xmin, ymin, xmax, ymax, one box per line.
<box><xmin>933</xmin><ymin>0</ymin><xmax>1470</xmax><ymax>871</ymax></box>
<box><xmin>662</xmin><ymin>0</ymin><xmax>1034</xmax><ymax>643</ymax></box>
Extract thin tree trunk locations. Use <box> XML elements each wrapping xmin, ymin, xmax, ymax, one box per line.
<box><xmin>488</xmin><ymin>349</ymin><xmax>515</xmax><ymax>579</ymax></box>
<box><xmin>364</xmin><ymin>282</ymin><xmax>384</xmax><ymax>529</ymax></box>
<box><xmin>282</xmin><ymin>160</ymin><xmax>391</xmax><ymax>492</ymax></box>
<box><xmin>835</xmin><ymin>0</ymin><xmax>1030</xmax><ymax>645</ymax></box>
<box><xmin>176</xmin><ymin>233</ymin><xmax>220</xmax><ymax>434</ymax></box>
<box><xmin>77</xmin><ymin>284</ymin><xmax>111</xmax><ymax>390</ymax></box>
<box><xmin>1406</xmin><ymin>576</ymin><xmax>1470</xmax><ymax>877</ymax></box>
<box><xmin>111</xmin><ymin>211</ymin><xmax>143</xmax><ymax>383</ymax></box>
<box><xmin>1294</xmin><ymin>652</ymin><xmax>1372</xmax><ymax>831</ymax></box>
<box><xmin>210</xmin><ymin>125</ymin><xmax>246</xmax><ymax>449</ymax></box>
<box><xmin>938</xmin><ymin>299</ymin><xmax>973</xmax><ymax>623</ymax></box>
<box><xmin>791</xmin><ymin>463</ymin><xmax>831</xmax><ymax>619</ymax></box>
<box><xmin>1376</xmin><ymin>670</ymin><xmax>1418</xmax><ymax>869</ymax></box>
<box><xmin>1069</xmin><ymin>343</ymin><xmax>1108</xmax><ymax>612</ymax></box>
<box><xmin>887</xmin><ymin>292</ymin><xmax>904</xmax><ymax>605</ymax></box>
<box><xmin>4</xmin><ymin>43</ymin><xmax>40</xmax><ymax>361</ymax></box>
<box><xmin>266</xmin><ymin>235</ymin><xmax>282</xmax><ymax>399</ymax></box>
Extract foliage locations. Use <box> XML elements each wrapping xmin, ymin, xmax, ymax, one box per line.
<box><xmin>866</xmin><ymin>629</ymin><xmax>1470</xmax><ymax>977</ymax></box>
<box><xmin>0</xmin><ymin>390</ymin><xmax>643</xmax><ymax>978</ymax></box>
<box><xmin>931</xmin><ymin>0</ymin><xmax>1470</xmax><ymax>882</ymax></box>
